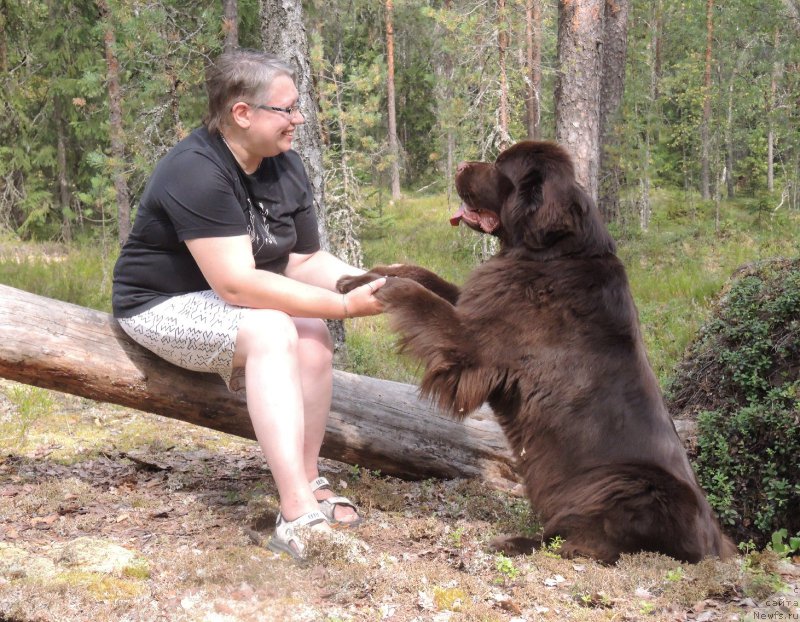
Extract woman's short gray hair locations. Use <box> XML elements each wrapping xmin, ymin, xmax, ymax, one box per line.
<box><xmin>204</xmin><ymin>49</ymin><xmax>296</xmax><ymax>135</ymax></box>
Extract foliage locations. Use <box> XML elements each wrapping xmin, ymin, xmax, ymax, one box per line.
<box><xmin>0</xmin><ymin>0</ymin><xmax>219</xmax><ymax>241</ymax></box>
<box><xmin>1</xmin><ymin>0</ymin><xmax>798</xmax><ymax>241</ymax></box>
<box><xmin>669</xmin><ymin>258</ymin><xmax>800</xmax><ymax>546</ymax></box>
<box><xmin>770</xmin><ymin>528</ymin><xmax>800</xmax><ymax>558</ymax></box>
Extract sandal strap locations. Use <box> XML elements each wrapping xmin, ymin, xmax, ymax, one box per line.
<box><xmin>271</xmin><ymin>510</ymin><xmax>327</xmax><ymax>560</ymax></box>
<box><xmin>309</xmin><ymin>476</ymin><xmax>331</xmax><ymax>492</ymax></box>
<box><xmin>278</xmin><ymin>510</ymin><xmax>327</xmax><ymax>530</ymax></box>
<box><xmin>319</xmin><ymin>496</ymin><xmax>358</xmax><ymax>511</ymax></box>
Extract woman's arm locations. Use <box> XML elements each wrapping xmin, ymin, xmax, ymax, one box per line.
<box><xmin>284</xmin><ymin>250</ymin><xmax>364</xmax><ymax>290</ymax></box>
<box><xmin>185</xmin><ymin>236</ymin><xmax>383</xmax><ymax>318</ymax></box>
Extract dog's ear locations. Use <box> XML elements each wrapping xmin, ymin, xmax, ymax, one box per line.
<box><xmin>497</xmin><ymin>141</ymin><xmax>616</xmax><ymax>256</ymax></box>
<box><xmin>501</xmin><ymin>164</ymin><xmax>545</xmax><ymax>248</ymax></box>
<box><xmin>570</xmin><ymin>182</ymin><xmax>616</xmax><ymax>255</ymax></box>
<box><xmin>501</xmin><ymin>159</ymin><xmax>577</xmax><ymax>250</ymax></box>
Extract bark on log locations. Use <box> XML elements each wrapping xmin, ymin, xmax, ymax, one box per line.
<box><xmin>0</xmin><ymin>284</ymin><xmax>518</xmax><ymax>491</ymax></box>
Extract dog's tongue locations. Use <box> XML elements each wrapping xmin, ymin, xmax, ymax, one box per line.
<box><xmin>449</xmin><ymin>205</ymin><xmax>464</xmax><ymax>226</ymax></box>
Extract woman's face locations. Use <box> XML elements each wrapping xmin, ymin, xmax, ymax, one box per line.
<box><xmin>248</xmin><ymin>74</ymin><xmax>304</xmax><ymax>157</ymax></box>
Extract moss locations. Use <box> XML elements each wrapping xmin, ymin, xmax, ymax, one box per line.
<box><xmin>54</xmin><ymin>571</ymin><xmax>145</xmax><ymax>601</ymax></box>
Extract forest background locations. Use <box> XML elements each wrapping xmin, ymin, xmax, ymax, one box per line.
<box><xmin>1</xmin><ymin>0</ymin><xmax>800</xmax><ymax>556</ymax></box>
<box><xmin>1</xmin><ymin>0</ymin><xmax>798</xmax><ymax>246</ymax></box>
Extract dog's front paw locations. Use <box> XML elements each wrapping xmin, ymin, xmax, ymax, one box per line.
<box><xmin>373</xmin><ymin>276</ymin><xmax>428</xmax><ymax>305</ymax></box>
<box><xmin>336</xmin><ymin>272</ymin><xmax>380</xmax><ymax>294</ymax></box>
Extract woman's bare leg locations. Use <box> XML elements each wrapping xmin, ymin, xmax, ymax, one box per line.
<box><xmin>292</xmin><ymin>318</ymin><xmax>358</xmax><ymax>523</ymax></box>
<box><xmin>233</xmin><ymin>311</ymin><xmax>356</xmax><ymax>524</ymax></box>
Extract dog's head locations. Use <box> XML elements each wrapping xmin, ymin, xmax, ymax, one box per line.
<box><xmin>452</xmin><ymin>141</ymin><xmax>615</xmax><ymax>258</ymax></box>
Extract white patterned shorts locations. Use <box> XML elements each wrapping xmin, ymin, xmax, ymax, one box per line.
<box><xmin>117</xmin><ymin>290</ymin><xmax>246</xmax><ymax>392</ymax></box>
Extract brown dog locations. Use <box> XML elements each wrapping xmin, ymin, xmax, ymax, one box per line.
<box><xmin>338</xmin><ymin>141</ymin><xmax>734</xmax><ymax>563</ymax></box>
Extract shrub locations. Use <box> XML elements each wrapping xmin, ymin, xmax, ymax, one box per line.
<box><xmin>667</xmin><ymin>257</ymin><xmax>800</xmax><ymax>546</ymax></box>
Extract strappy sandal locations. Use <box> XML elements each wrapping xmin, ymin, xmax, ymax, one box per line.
<box><xmin>310</xmin><ymin>476</ymin><xmax>364</xmax><ymax>529</ymax></box>
<box><xmin>267</xmin><ymin>510</ymin><xmax>327</xmax><ymax>560</ymax></box>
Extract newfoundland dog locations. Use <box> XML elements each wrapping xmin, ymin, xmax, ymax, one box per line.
<box><xmin>338</xmin><ymin>141</ymin><xmax>734</xmax><ymax>564</ymax></box>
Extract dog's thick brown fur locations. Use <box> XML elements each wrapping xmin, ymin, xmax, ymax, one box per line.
<box><xmin>338</xmin><ymin>141</ymin><xmax>734</xmax><ymax>564</ymax></box>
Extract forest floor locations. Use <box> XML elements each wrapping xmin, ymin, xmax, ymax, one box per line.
<box><xmin>0</xmin><ymin>379</ymin><xmax>798</xmax><ymax>622</ymax></box>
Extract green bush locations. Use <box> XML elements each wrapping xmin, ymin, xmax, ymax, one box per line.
<box><xmin>669</xmin><ymin>258</ymin><xmax>800</xmax><ymax>546</ymax></box>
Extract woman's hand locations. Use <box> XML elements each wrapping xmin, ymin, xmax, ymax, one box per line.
<box><xmin>341</xmin><ymin>278</ymin><xmax>386</xmax><ymax>318</ymax></box>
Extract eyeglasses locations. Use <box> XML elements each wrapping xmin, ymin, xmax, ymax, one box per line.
<box><xmin>248</xmin><ymin>102</ymin><xmax>302</xmax><ymax>117</ymax></box>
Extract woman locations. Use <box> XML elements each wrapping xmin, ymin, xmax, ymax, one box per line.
<box><xmin>112</xmin><ymin>49</ymin><xmax>385</xmax><ymax>559</ymax></box>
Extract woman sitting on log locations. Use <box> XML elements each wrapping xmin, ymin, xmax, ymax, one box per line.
<box><xmin>112</xmin><ymin>49</ymin><xmax>385</xmax><ymax>560</ymax></box>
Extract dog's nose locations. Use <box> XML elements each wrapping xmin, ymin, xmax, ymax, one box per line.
<box><xmin>456</xmin><ymin>161</ymin><xmax>469</xmax><ymax>174</ymax></box>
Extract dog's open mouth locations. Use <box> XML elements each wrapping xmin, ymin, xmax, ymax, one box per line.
<box><xmin>450</xmin><ymin>203</ymin><xmax>500</xmax><ymax>233</ymax></box>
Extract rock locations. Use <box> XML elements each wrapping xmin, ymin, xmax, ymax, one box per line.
<box><xmin>0</xmin><ymin>543</ymin><xmax>58</xmax><ymax>580</ymax></box>
<box><xmin>55</xmin><ymin>536</ymin><xmax>138</xmax><ymax>574</ymax></box>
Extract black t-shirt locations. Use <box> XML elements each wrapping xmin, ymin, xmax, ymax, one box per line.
<box><xmin>112</xmin><ymin>126</ymin><xmax>320</xmax><ymax>318</ymax></box>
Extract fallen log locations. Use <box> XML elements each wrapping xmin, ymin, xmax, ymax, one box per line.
<box><xmin>0</xmin><ymin>284</ymin><xmax>518</xmax><ymax>491</ymax></box>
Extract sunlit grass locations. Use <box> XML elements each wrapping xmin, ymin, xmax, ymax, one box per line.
<box><xmin>348</xmin><ymin>189</ymin><xmax>800</xmax><ymax>386</ymax></box>
<box><xmin>1</xmin><ymin>194</ymin><xmax>798</xmax><ymax>388</ymax></box>
<box><xmin>0</xmin><ymin>237</ymin><xmax>117</xmax><ymax>312</ymax></box>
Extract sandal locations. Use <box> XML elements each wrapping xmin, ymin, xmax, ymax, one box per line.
<box><xmin>310</xmin><ymin>477</ymin><xmax>363</xmax><ymax>529</ymax></box>
<box><xmin>267</xmin><ymin>510</ymin><xmax>327</xmax><ymax>560</ymax></box>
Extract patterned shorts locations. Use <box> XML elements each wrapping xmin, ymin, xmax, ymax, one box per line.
<box><xmin>117</xmin><ymin>290</ymin><xmax>246</xmax><ymax>392</ymax></box>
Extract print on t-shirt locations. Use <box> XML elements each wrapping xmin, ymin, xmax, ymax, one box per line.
<box><xmin>247</xmin><ymin>197</ymin><xmax>278</xmax><ymax>254</ymax></box>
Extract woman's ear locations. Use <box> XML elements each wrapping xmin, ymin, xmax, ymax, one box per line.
<box><xmin>229</xmin><ymin>101</ymin><xmax>253</xmax><ymax>130</ymax></box>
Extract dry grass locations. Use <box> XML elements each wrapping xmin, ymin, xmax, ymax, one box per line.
<box><xmin>0</xmin><ymin>379</ymin><xmax>798</xmax><ymax>622</ymax></box>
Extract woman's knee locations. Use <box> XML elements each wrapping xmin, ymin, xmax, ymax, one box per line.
<box><xmin>294</xmin><ymin>318</ymin><xmax>334</xmax><ymax>367</ymax></box>
<box><xmin>236</xmin><ymin>309</ymin><xmax>299</xmax><ymax>360</ymax></box>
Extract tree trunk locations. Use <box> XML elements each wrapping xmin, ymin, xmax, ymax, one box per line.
<box><xmin>525</xmin><ymin>0</ymin><xmax>543</xmax><ymax>140</ymax></box>
<box><xmin>767</xmin><ymin>28</ymin><xmax>782</xmax><ymax>194</ymax></box>
<box><xmin>54</xmin><ymin>98</ymin><xmax>72</xmax><ymax>242</ymax></box>
<box><xmin>0</xmin><ymin>0</ymin><xmax>7</xmax><ymax>73</ymax></box>
<box><xmin>597</xmin><ymin>0</ymin><xmax>629</xmax><ymax>221</ymax></box>
<box><xmin>222</xmin><ymin>0</ymin><xmax>239</xmax><ymax>53</ymax></box>
<box><xmin>700</xmin><ymin>0</ymin><xmax>714</xmax><ymax>201</ymax></box>
<box><xmin>332</xmin><ymin>70</ymin><xmax>349</xmax><ymax>196</ymax></box>
<box><xmin>725</xmin><ymin>77</ymin><xmax>735</xmax><ymax>199</ymax></box>
<box><xmin>496</xmin><ymin>0</ymin><xmax>511</xmax><ymax>151</ymax></box>
<box><xmin>555</xmin><ymin>0</ymin><xmax>605</xmax><ymax>203</ymax></box>
<box><xmin>260</xmin><ymin>0</ymin><xmax>363</xmax><ymax>354</ymax></box>
<box><xmin>639</xmin><ymin>0</ymin><xmax>660</xmax><ymax>231</ymax></box>
<box><xmin>653</xmin><ymin>0</ymin><xmax>663</xmax><ymax>101</ymax></box>
<box><xmin>385</xmin><ymin>0</ymin><xmax>401</xmax><ymax>199</ymax></box>
<box><xmin>166</xmin><ymin>59</ymin><xmax>185</xmax><ymax>141</ymax></box>
<box><xmin>98</xmin><ymin>0</ymin><xmax>132</xmax><ymax>245</ymax></box>
<box><xmin>437</xmin><ymin>0</ymin><xmax>456</xmax><ymax>207</ymax></box>
<box><xmin>260</xmin><ymin>0</ymin><xmax>329</xmax><ymax>251</ymax></box>
<box><xmin>0</xmin><ymin>284</ymin><xmax>518</xmax><ymax>492</ymax></box>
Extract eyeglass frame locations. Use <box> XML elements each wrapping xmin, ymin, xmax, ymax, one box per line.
<box><xmin>246</xmin><ymin>102</ymin><xmax>302</xmax><ymax>117</ymax></box>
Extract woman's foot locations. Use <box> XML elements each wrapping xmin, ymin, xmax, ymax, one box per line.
<box><xmin>310</xmin><ymin>477</ymin><xmax>363</xmax><ymax>528</ymax></box>
<box><xmin>267</xmin><ymin>510</ymin><xmax>329</xmax><ymax>560</ymax></box>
